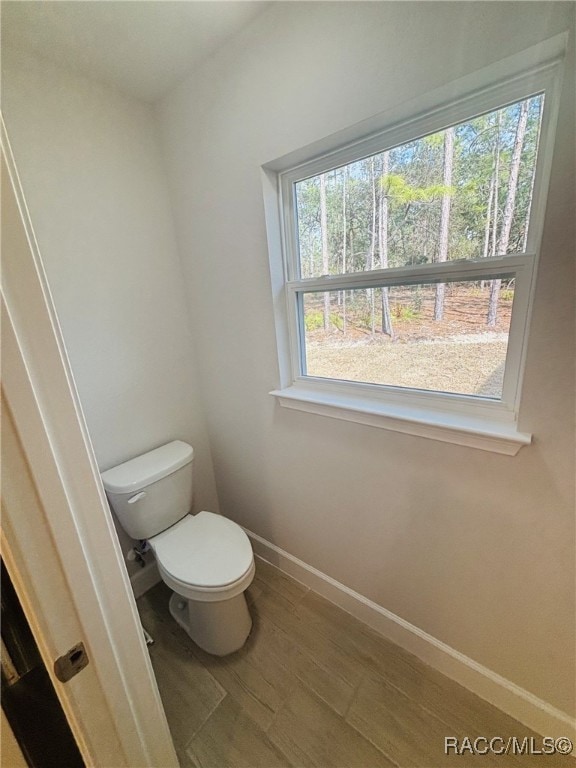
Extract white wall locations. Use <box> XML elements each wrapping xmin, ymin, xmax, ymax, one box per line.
<box><xmin>1</xmin><ymin>47</ymin><xmax>220</xmax><ymax>569</ymax></box>
<box><xmin>158</xmin><ymin>2</ymin><xmax>575</xmax><ymax>716</ymax></box>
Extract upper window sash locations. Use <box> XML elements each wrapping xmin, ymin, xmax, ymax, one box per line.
<box><xmin>280</xmin><ymin>56</ymin><xmax>563</xmax><ymax>284</ymax></box>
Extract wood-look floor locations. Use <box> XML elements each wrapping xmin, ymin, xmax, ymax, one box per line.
<box><xmin>137</xmin><ymin>559</ymin><xmax>573</xmax><ymax>768</ymax></box>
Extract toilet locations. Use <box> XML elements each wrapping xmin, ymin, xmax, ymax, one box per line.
<box><xmin>101</xmin><ymin>440</ymin><xmax>255</xmax><ymax>656</ymax></box>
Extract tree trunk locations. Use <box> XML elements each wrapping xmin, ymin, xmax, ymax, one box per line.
<box><xmin>483</xmin><ymin>176</ymin><xmax>494</xmax><ymax>260</ymax></box>
<box><xmin>480</xmin><ymin>175</ymin><xmax>494</xmax><ymax>289</ymax></box>
<box><xmin>342</xmin><ymin>167</ymin><xmax>347</xmax><ymax>334</ymax></box>
<box><xmin>488</xmin><ymin>100</ymin><xmax>529</xmax><ymax>326</ymax></box>
<box><xmin>521</xmin><ymin>98</ymin><xmax>541</xmax><ymax>253</ymax></box>
<box><xmin>368</xmin><ymin>157</ymin><xmax>377</xmax><ymax>335</ymax></box>
<box><xmin>491</xmin><ymin>110</ymin><xmax>501</xmax><ymax>259</ymax></box>
<box><xmin>320</xmin><ymin>173</ymin><xmax>330</xmax><ymax>330</ymax></box>
<box><xmin>434</xmin><ymin>126</ymin><xmax>454</xmax><ymax>321</ymax></box>
<box><xmin>379</xmin><ymin>152</ymin><xmax>393</xmax><ymax>337</ymax></box>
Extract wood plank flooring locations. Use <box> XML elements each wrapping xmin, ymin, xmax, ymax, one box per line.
<box><xmin>137</xmin><ymin>559</ymin><xmax>573</xmax><ymax>768</ymax></box>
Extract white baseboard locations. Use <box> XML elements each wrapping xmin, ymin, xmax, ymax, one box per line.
<box><xmin>245</xmin><ymin>527</ymin><xmax>575</xmax><ymax>742</ymax></box>
<box><xmin>130</xmin><ymin>561</ymin><xmax>161</xmax><ymax>600</ymax></box>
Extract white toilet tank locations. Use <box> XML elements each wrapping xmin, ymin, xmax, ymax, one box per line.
<box><xmin>101</xmin><ymin>441</ymin><xmax>194</xmax><ymax>540</ymax></box>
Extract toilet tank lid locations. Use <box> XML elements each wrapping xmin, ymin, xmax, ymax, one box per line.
<box><xmin>101</xmin><ymin>441</ymin><xmax>193</xmax><ymax>494</ymax></box>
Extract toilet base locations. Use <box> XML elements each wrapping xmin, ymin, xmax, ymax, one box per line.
<box><xmin>168</xmin><ymin>590</ymin><xmax>252</xmax><ymax>656</ymax></box>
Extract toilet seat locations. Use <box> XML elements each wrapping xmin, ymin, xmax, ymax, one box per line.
<box><xmin>150</xmin><ymin>511</ymin><xmax>255</xmax><ymax>603</ymax></box>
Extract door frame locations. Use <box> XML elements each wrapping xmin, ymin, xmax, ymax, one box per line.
<box><xmin>1</xmin><ymin>119</ymin><xmax>178</xmax><ymax>768</ymax></box>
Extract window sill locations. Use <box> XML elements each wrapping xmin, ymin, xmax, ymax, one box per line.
<box><xmin>270</xmin><ymin>385</ymin><xmax>531</xmax><ymax>455</ymax></box>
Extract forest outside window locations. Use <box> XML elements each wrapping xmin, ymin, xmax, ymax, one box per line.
<box><xmin>267</xmin><ymin>43</ymin><xmax>564</xmax><ymax>453</ymax></box>
<box><xmin>294</xmin><ymin>94</ymin><xmax>541</xmax><ymax>399</ymax></box>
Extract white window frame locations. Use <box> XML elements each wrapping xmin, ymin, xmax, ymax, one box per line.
<box><xmin>263</xmin><ymin>35</ymin><xmax>566</xmax><ymax>455</ymax></box>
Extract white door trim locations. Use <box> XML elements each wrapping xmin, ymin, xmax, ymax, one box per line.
<box><xmin>1</xmin><ymin>119</ymin><xmax>178</xmax><ymax>768</ymax></box>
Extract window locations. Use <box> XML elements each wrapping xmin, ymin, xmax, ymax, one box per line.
<box><xmin>264</xmin><ymin>38</ymin><xmax>565</xmax><ymax>454</ymax></box>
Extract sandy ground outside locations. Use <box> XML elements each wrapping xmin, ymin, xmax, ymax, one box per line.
<box><xmin>306</xmin><ymin>335</ymin><xmax>507</xmax><ymax>398</ymax></box>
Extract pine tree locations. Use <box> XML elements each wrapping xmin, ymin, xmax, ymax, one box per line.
<box><xmin>319</xmin><ymin>172</ymin><xmax>330</xmax><ymax>330</ymax></box>
<box><xmin>434</xmin><ymin>126</ymin><xmax>454</xmax><ymax>320</ymax></box>
<box><xmin>488</xmin><ymin>101</ymin><xmax>529</xmax><ymax>326</ymax></box>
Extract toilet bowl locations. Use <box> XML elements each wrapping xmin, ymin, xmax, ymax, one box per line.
<box><xmin>101</xmin><ymin>441</ymin><xmax>254</xmax><ymax>656</ymax></box>
<box><xmin>150</xmin><ymin>511</ymin><xmax>255</xmax><ymax>655</ymax></box>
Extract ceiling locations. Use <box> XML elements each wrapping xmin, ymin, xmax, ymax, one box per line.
<box><xmin>1</xmin><ymin>1</ymin><xmax>271</xmax><ymax>102</ymax></box>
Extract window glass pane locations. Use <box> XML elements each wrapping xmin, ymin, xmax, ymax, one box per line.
<box><xmin>295</xmin><ymin>95</ymin><xmax>543</xmax><ymax>278</ymax></box>
<box><xmin>302</xmin><ymin>279</ymin><xmax>515</xmax><ymax>399</ymax></box>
